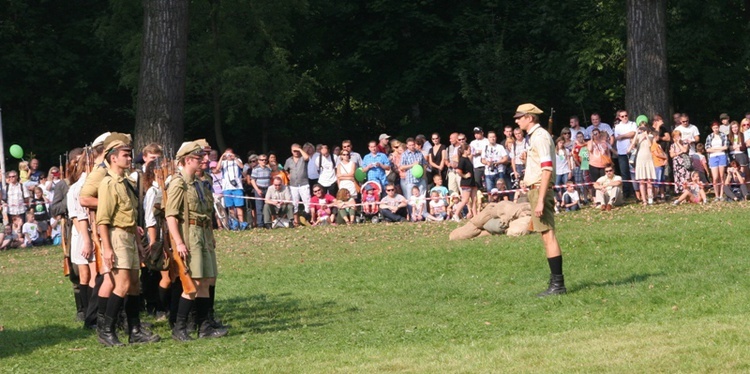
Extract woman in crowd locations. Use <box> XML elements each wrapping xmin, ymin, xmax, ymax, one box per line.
<box><xmin>587</xmin><ymin>129</ymin><xmax>611</xmax><ymax>184</ymax></box>
<box><xmin>628</xmin><ymin>126</ymin><xmax>656</xmax><ymax>205</ymax></box>
<box><xmin>670</xmin><ymin>131</ymin><xmax>690</xmax><ymax>194</ymax></box>
<box><xmin>334</xmin><ymin>188</ymin><xmax>356</xmax><ymax>224</ymax></box>
<box><xmin>560</xmin><ymin>127</ymin><xmax>574</xmax><ymax>152</ymax></box>
<box><xmin>554</xmin><ymin>137</ymin><xmax>572</xmax><ymax>205</ymax></box>
<box><xmin>571</xmin><ymin>132</ymin><xmax>590</xmax><ymax>204</ymax></box>
<box><xmin>723</xmin><ymin>159</ymin><xmax>748</xmax><ymax>201</ymax></box>
<box><xmin>705</xmin><ymin>121</ymin><xmax>728</xmax><ymax>201</ymax></box>
<box><xmin>509</xmin><ymin>127</ymin><xmax>527</xmax><ymax>183</ymax></box>
<box><xmin>336</xmin><ymin>148</ymin><xmax>358</xmax><ymax>200</ymax></box>
<box><xmin>268</xmin><ymin>153</ymin><xmax>289</xmax><ymax>185</ymax></box>
<box><xmin>427</xmin><ymin>133</ymin><xmax>447</xmax><ymax>187</ymax></box>
<box><xmin>727</xmin><ymin>121</ymin><xmax>747</xmax><ymax>177</ymax></box>
<box><xmin>316</xmin><ymin>144</ymin><xmax>338</xmax><ymax>196</ymax></box>
<box><xmin>692</xmin><ymin>143</ymin><xmax>710</xmax><ymax>184</ymax></box>
<box><xmin>389</xmin><ymin>139</ymin><xmax>405</xmax><ymax>194</ymax></box>
<box><xmin>452</xmin><ymin>144</ymin><xmax>476</xmax><ymax>220</ymax></box>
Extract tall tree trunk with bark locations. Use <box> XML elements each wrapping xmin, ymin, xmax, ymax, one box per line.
<box><xmin>625</xmin><ymin>0</ymin><xmax>670</xmax><ymax>121</ymax></box>
<box><xmin>134</xmin><ymin>0</ymin><xmax>189</xmax><ymax>156</ymax></box>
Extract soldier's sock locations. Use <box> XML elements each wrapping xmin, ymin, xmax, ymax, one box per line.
<box><xmin>125</xmin><ymin>295</ymin><xmax>142</xmax><ymax>327</ymax></box>
<box><xmin>105</xmin><ymin>294</ymin><xmax>125</xmax><ymax>321</ymax></box>
<box><xmin>80</xmin><ymin>285</ymin><xmax>90</xmax><ymax>311</ymax></box>
<box><xmin>158</xmin><ymin>286</ymin><xmax>170</xmax><ymax>312</ymax></box>
<box><xmin>547</xmin><ymin>255</ymin><xmax>563</xmax><ymax>275</ymax></box>
<box><xmin>176</xmin><ymin>297</ymin><xmax>194</xmax><ymax>323</ymax></box>
<box><xmin>170</xmin><ymin>282</ymin><xmax>183</xmax><ymax>325</ymax></box>
<box><xmin>208</xmin><ymin>285</ymin><xmax>216</xmax><ymax>314</ymax></box>
<box><xmin>98</xmin><ymin>296</ymin><xmax>109</xmax><ymax>316</ymax></box>
<box><xmin>195</xmin><ymin>297</ymin><xmax>211</xmax><ymax>327</ymax></box>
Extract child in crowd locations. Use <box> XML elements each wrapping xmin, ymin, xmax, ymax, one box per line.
<box><xmin>0</xmin><ymin>224</ymin><xmax>23</xmax><ymax>250</ymax></box>
<box><xmin>673</xmin><ymin>171</ymin><xmax>707</xmax><ymax>205</ymax></box>
<box><xmin>487</xmin><ymin>188</ymin><xmax>501</xmax><ymax>203</ymax></box>
<box><xmin>313</xmin><ymin>202</ymin><xmax>333</xmax><ymax>225</ymax></box>
<box><xmin>495</xmin><ymin>179</ymin><xmax>511</xmax><ymax>201</ymax></box>
<box><xmin>561</xmin><ymin>181</ymin><xmax>580</xmax><ymax>211</ymax></box>
<box><xmin>31</xmin><ymin>186</ymin><xmax>50</xmax><ymax>238</ymax></box>
<box><xmin>448</xmin><ymin>192</ymin><xmax>461</xmax><ymax>221</ymax></box>
<box><xmin>21</xmin><ymin>209</ymin><xmax>44</xmax><ymax>247</ymax></box>
<box><xmin>425</xmin><ymin>190</ymin><xmax>447</xmax><ymax>221</ymax></box>
<box><xmin>362</xmin><ymin>185</ymin><xmax>378</xmax><ymax>215</ymax></box>
<box><xmin>429</xmin><ymin>174</ymin><xmax>449</xmax><ymax>199</ymax></box>
<box><xmin>408</xmin><ymin>186</ymin><xmax>425</xmax><ymax>222</ymax></box>
<box><xmin>18</xmin><ymin>161</ymin><xmax>30</xmax><ymax>184</ymax></box>
<box><xmin>692</xmin><ymin>143</ymin><xmax>710</xmax><ymax>185</ymax></box>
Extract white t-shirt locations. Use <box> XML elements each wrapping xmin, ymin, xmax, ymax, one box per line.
<box><xmin>556</xmin><ymin>150</ymin><xmax>571</xmax><ymax>175</ymax></box>
<box><xmin>744</xmin><ymin>129</ymin><xmax>750</xmax><ymax>157</ymax></box>
<box><xmin>675</xmin><ymin>124</ymin><xmax>700</xmax><ymax>155</ymax></box>
<box><xmin>22</xmin><ymin>222</ymin><xmax>39</xmax><ymax>242</ymax></box>
<box><xmin>482</xmin><ymin>143</ymin><xmax>508</xmax><ymax>175</ymax></box>
<box><xmin>614</xmin><ymin>121</ymin><xmax>637</xmax><ymax>155</ymax></box>
<box><xmin>220</xmin><ymin>159</ymin><xmax>243</xmax><ymax>191</ymax></box>
<box><xmin>470</xmin><ymin>138</ymin><xmax>489</xmax><ymax>168</ymax></box>
<box><xmin>315</xmin><ymin>154</ymin><xmax>338</xmax><ymax>187</ymax></box>
<box><xmin>562</xmin><ymin>190</ymin><xmax>579</xmax><ymax>204</ymax></box>
<box><xmin>429</xmin><ymin>199</ymin><xmax>446</xmax><ymax>215</ymax></box>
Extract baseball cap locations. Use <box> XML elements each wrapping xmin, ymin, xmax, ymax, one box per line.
<box><xmin>379</xmin><ymin>133</ymin><xmax>390</xmax><ymax>141</ymax></box>
<box><xmin>720</xmin><ymin>113</ymin><xmax>730</xmax><ymax>120</ymax></box>
<box><xmin>490</xmin><ymin>188</ymin><xmax>500</xmax><ymax>195</ymax></box>
<box><xmin>473</xmin><ymin>127</ymin><xmax>483</xmax><ymax>133</ymax></box>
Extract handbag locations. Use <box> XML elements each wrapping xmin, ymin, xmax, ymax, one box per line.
<box><xmin>681</xmin><ymin>153</ymin><xmax>693</xmax><ymax>171</ymax></box>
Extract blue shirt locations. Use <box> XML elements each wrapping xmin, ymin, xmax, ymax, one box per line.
<box><xmin>362</xmin><ymin>152</ymin><xmax>390</xmax><ymax>186</ymax></box>
<box><xmin>400</xmin><ymin>150</ymin><xmax>426</xmax><ymax>184</ymax></box>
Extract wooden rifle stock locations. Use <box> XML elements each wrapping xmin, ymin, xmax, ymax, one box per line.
<box><xmin>84</xmin><ymin>147</ymin><xmax>104</xmax><ymax>274</ymax></box>
<box><xmin>61</xmin><ymin>216</ymin><xmax>70</xmax><ymax>276</ymax></box>
<box><xmin>156</xmin><ymin>160</ymin><xmax>197</xmax><ymax>294</ymax></box>
<box><xmin>547</xmin><ymin>107</ymin><xmax>555</xmax><ymax>135</ymax></box>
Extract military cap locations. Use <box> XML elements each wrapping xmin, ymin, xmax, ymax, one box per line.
<box><xmin>103</xmin><ymin>132</ymin><xmax>133</xmax><ymax>154</ymax></box>
<box><xmin>92</xmin><ymin>132</ymin><xmax>111</xmax><ymax>148</ymax></box>
<box><xmin>194</xmin><ymin>138</ymin><xmax>211</xmax><ymax>150</ymax></box>
<box><xmin>175</xmin><ymin>141</ymin><xmax>205</xmax><ymax>159</ymax></box>
<box><xmin>513</xmin><ymin>103</ymin><xmax>544</xmax><ymax>118</ymax></box>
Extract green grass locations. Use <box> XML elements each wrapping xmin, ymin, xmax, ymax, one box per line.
<box><xmin>1</xmin><ymin>202</ymin><xmax>750</xmax><ymax>373</ymax></box>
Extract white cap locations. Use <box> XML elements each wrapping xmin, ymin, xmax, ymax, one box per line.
<box><xmin>379</xmin><ymin>133</ymin><xmax>390</xmax><ymax>141</ymax></box>
<box><xmin>490</xmin><ymin>188</ymin><xmax>500</xmax><ymax>195</ymax></box>
<box><xmin>92</xmin><ymin>132</ymin><xmax>111</xmax><ymax>147</ymax></box>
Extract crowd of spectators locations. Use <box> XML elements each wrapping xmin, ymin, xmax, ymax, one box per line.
<box><xmin>3</xmin><ymin>110</ymin><xmax>749</xmax><ymax>240</ymax></box>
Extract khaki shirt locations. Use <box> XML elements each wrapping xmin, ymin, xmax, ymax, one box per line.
<box><xmin>80</xmin><ymin>162</ymin><xmax>109</xmax><ymax>199</ymax></box>
<box><xmin>165</xmin><ymin>169</ymin><xmax>213</xmax><ymax>222</ymax></box>
<box><xmin>96</xmin><ymin>169</ymin><xmax>138</xmax><ymax>228</ymax></box>
<box><xmin>523</xmin><ymin>124</ymin><xmax>555</xmax><ymax>186</ymax></box>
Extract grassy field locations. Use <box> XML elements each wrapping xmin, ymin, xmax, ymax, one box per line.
<box><xmin>1</xmin><ymin>202</ymin><xmax>750</xmax><ymax>373</ymax></box>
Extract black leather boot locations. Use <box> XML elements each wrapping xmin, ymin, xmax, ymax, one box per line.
<box><xmin>536</xmin><ymin>274</ymin><xmax>567</xmax><ymax>297</ymax></box>
<box><xmin>172</xmin><ymin>315</ymin><xmax>193</xmax><ymax>342</ymax></box>
<box><xmin>207</xmin><ymin>311</ymin><xmax>231</xmax><ymax>329</ymax></box>
<box><xmin>198</xmin><ymin>320</ymin><xmax>228</xmax><ymax>339</ymax></box>
<box><xmin>95</xmin><ymin>313</ymin><xmax>105</xmax><ymax>333</ymax></box>
<box><xmin>129</xmin><ymin>319</ymin><xmax>161</xmax><ymax>344</ymax></box>
<box><xmin>98</xmin><ymin>316</ymin><xmax>124</xmax><ymax>347</ymax></box>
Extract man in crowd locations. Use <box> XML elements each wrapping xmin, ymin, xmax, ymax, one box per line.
<box><xmin>341</xmin><ymin>140</ymin><xmax>362</xmax><ymax>167</ymax></box>
<box><xmin>399</xmin><ymin>138</ymin><xmax>427</xmax><ymax>199</ymax></box>
<box><xmin>569</xmin><ymin>116</ymin><xmax>585</xmax><ymax>140</ymax></box>
<box><xmin>481</xmin><ymin>131</ymin><xmax>509</xmax><ymax>193</ymax></box>
<box><xmin>377</xmin><ymin>134</ymin><xmax>390</xmax><ymax>154</ymax></box>
<box><xmin>284</xmin><ymin>143</ymin><xmax>310</xmax><ymax>226</ymax></box>
<box><xmin>447</xmin><ymin>132</ymin><xmax>461</xmax><ymax>194</ymax></box>
<box><xmin>593</xmin><ymin>165</ymin><xmax>623</xmax><ymax>210</ymax></box>
<box><xmin>470</xmin><ymin>127</ymin><xmax>489</xmax><ymax>191</ymax></box>
<box><xmin>263</xmin><ymin>176</ymin><xmax>294</xmax><ymax>228</ymax></box>
<box><xmin>613</xmin><ymin>110</ymin><xmax>636</xmax><ymax>198</ymax></box>
<box><xmin>362</xmin><ymin>140</ymin><xmax>390</xmax><ymax>190</ymax></box>
<box><xmin>214</xmin><ymin>148</ymin><xmax>247</xmax><ymax>230</ymax></box>
<box><xmin>250</xmin><ymin>154</ymin><xmax>272</xmax><ymax>228</ymax></box>
<box><xmin>379</xmin><ymin>184</ymin><xmax>407</xmax><ymax>222</ymax></box>
<box><xmin>675</xmin><ymin>113</ymin><xmax>701</xmax><ymax>155</ymax></box>
<box><xmin>586</xmin><ymin>113</ymin><xmax>613</xmax><ymax>139</ymax></box>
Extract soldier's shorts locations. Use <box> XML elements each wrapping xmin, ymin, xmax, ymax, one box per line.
<box><xmin>110</xmin><ymin>227</ymin><xmax>139</xmax><ymax>270</ymax></box>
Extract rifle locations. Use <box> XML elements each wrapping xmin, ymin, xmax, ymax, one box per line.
<box><xmin>547</xmin><ymin>107</ymin><xmax>555</xmax><ymax>135</ymax></box>
<box><xmin>61</xmin><ymin>216</ymin><xmax>70</xmax><ymax>276</ymax></box>
<box><xmin>84</xmin><ymin>146</ymin><xmax>104</xmax><ymax>275</ymax></box>
<box><xmin>156</xmin><ymin>158</ymin><xmax>197</xmax><ymax>295</ymax></box>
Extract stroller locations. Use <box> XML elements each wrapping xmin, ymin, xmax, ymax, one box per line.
<box><xmin>358</xmin><ymin>181</ymin><xmax>383</xmax><ymax>223</ymax></box>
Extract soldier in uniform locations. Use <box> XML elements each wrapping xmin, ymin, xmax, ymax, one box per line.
<box><xmin>95</xmin><ymin>133</ymin><xmax>160</xmax><ymax>346</ymax></box>
<box><xmin>167</xmin><ymin>141</ymin><xmax>228</xmax><ymax>341</ymax></box>
<box><xmin>513</xmin><ymin>103</ymin><xmax>567</xmax><ymax>296</ymax></box>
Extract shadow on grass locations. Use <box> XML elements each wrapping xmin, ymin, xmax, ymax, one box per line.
<box><xmin>572</xmin><ymin>272</ymin><xmax>665</xmax><ymax>292</ymax></box>
<box><xmin>218</xmin><ymin>293</ymin><xmax>357</xmax><ymax>334</ymax></box>
<box><xmin>0</xmin><ymin>324</ymin><xmax>91</xmax><ymax>359</ymax></box>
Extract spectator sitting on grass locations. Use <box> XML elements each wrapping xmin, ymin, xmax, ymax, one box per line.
<box><xmin>673</xmin><ymin>171</ymin><xmax>707</xmax><ymax>205</ymax></box>
<box><xmin>21</xmin><ymin>209</ymin><xmax>44</xmax><ymax>247</ymax></box>
<box><xmin>407</xmin><ymin>186</ymin><xmax>425</xmax><ymax>222</ymax></box>
<box><xmin>594</xmin><ymin>165</ymin><xmax>622</xmax><ymax>211</ymax></box>
<box><xmin>561</xmin><ymin>181</ymin><xmax>580</xmax><ymax>211</ymax></box>
<box><xmin>0</xmin><ymin>224</ymin><xmax>22</xmax><ymax>250</ymax></box>
<box><xmin>310</xmin><ymin>184</ymin><xmax>336</xmax><ymax>226</ymax></box>
<box><xmin>263</xmin><ymin>176</ymin><xmax>294</xmax><ymax>228</ymax></box>
<box><xmin>424</xmin><ymin>190</ymin><xmax>447</xmax><ymax>221</ymax></box>
<box><xmin>722</xmin><ymin>160</ymin><xmax>748</xmax><ymax>201</ymax></box>
<box><xmin>334</xmin><ymin>188</ymin><xmax>356</xmax><ymax>224</ymax></box>
<box><xmin>30</xmin><ymin>186</ymin><xmax>50</xmax><ymax>240</ymax></box>
<box><xmin>379</xmin><ymin>184</ymin><xmax>407</xmax><ymax>222</ymax></box>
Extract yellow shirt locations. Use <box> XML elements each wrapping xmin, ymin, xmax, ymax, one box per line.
<box><xmin>80</xmin><ymin>162</ymin><xmax>109</xmax><ymax>199</ymax></box>
<box><xmin>165</xmin><ymin>169</ymin><xmax>213</xmax><ymax>222</ymax></box>
<box><xmin>523</xmin><ymin>124</ymin><xmax>555</xmax><ymax>186</ymax></box>
<box><xmin>96</xmin><ymin>169</ymin><xmax>138</xmax><ymax>228</ymax></box>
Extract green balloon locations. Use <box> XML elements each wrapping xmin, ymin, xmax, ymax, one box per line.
<box><xmin>355</xmin><ymin>167</ymin><xmax>366</xmax><ymax>182</ymax></box>
<box><xmin>9</xmin><ymin>144</ymin><xmax>23</xmax><ymax>159</ymax></box>
<box><xmin>411</xmin><ymin>164</ymin><xmax>424</xmax><ymax>179</ymax></box>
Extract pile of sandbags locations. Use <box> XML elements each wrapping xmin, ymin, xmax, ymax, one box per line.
<box><xmin>449</xmin><ymin>201</ymin><xmax>532</xmax><ymax>240</ymax></box>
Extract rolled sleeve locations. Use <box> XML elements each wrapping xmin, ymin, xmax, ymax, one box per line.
<box><xmin>165</xmin><ymin>177</ymin><xmax>186</xmax><ymax>219</ymax></box>
<box><xmin>95</xmin><ymin>178</ymin><xmax>116</xmax><ymax>226</ymax></box>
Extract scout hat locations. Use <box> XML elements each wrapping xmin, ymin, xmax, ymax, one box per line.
<box><xmin>194</xmin><ymin>138</ymin><xmax>211</xmax><ymax>150</ymax></box>
<box><xmin>175</xmin><ymin>141</ymin><xmax>205</xmax><ymax>159</ymax></box>
<box><xmin>103</xmin><ymin>132</ymin><xmax>133</xmax><ymax>155</ymax></box>
<box><xmin>513</xmin><ymin>103</ymin><xmax>544</xmax><ymax>118</ymax></box>
<box><xmin>92</xmin><ymin>132</ymin><xmax>111</xmax><ymax>148</ymax></box>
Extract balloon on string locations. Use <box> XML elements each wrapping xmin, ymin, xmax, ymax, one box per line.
<box><xmin>411</xmin><ymin>164</ymin><xmax>424</xmax><ymax>179</ymax></box>
<box><xmin>355</xmin><ymin>168</ymin><xmax>366</xmax><ymax>182</ymax></box>
<box><xmin>9</xmin><ymin>144</ymin><xmax>23</xmax><ymax>159</ymax></box>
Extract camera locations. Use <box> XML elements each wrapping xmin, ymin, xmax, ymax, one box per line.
<box><xmin>230</xmin><ymin>180</ymin><xmax>238</xmax><ymax>188</ymax></box>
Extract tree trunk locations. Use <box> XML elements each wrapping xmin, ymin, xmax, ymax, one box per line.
<box><xmin>625</xmin><ymin>0</ymin><xmax>669</xmax><ymax>122</ymax></box>
<box><xmin>134</xmin><ymin>0</ymin><xmax>189</xmax><ymax>156</ymax></box>
<box><xmin>210</xmin><ymin>0</ymin><xmax>226</xmax><ymax>151</ymax></box>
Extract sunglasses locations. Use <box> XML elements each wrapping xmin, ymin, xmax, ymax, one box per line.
<box><xmin>258</xmin><ymin>158</ymin><xmax>267</xmax><ymax>161</ymax></box>
<box><xmin>341</xmin><ymin>153</ymin><xmax>350</xmax><ymax>156</ymax></box>
<box><xmin>313</xmin><ymin>189</ymin><xmax>322</xmax><ymax>193</ymax></box>
<box><xmin>386</xmin><ymin>188</ymin><xmax>395</xmax><ymax>192</ymax></box>
<box><xmin>458</xmin><ymin>138</ymin><xmax>466</xmax><ymax>141</ymax></box>
<box><xmin>343</xmin><ymin>145</ymin><xmax>352</xmax><ymax>148</ymax></box>
<box><xmin>605</xmin><ymin>170</ymin><xmax>614</xmax><ymax>172</ymax></box>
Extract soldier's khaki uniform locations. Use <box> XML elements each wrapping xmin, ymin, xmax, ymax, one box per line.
<box><xmin>96</xmin><ymin>169</ymin><xmax>140</xmax><ymax>270</ymax></box>
<box><xmin>523</xmin><ymin>123</ymin><xmax>556</xmax><ymax>232</ymax></box>
<box><xmin>165</xmin><ymin>169</ymin><xmax>217</xmax><ymax>279</ymax></box>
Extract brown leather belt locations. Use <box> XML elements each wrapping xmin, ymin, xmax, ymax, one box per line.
<box><xmin>188</xmin><ymin>219</ymin><xmax>210</xmax><ymax>228</ymax></box>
